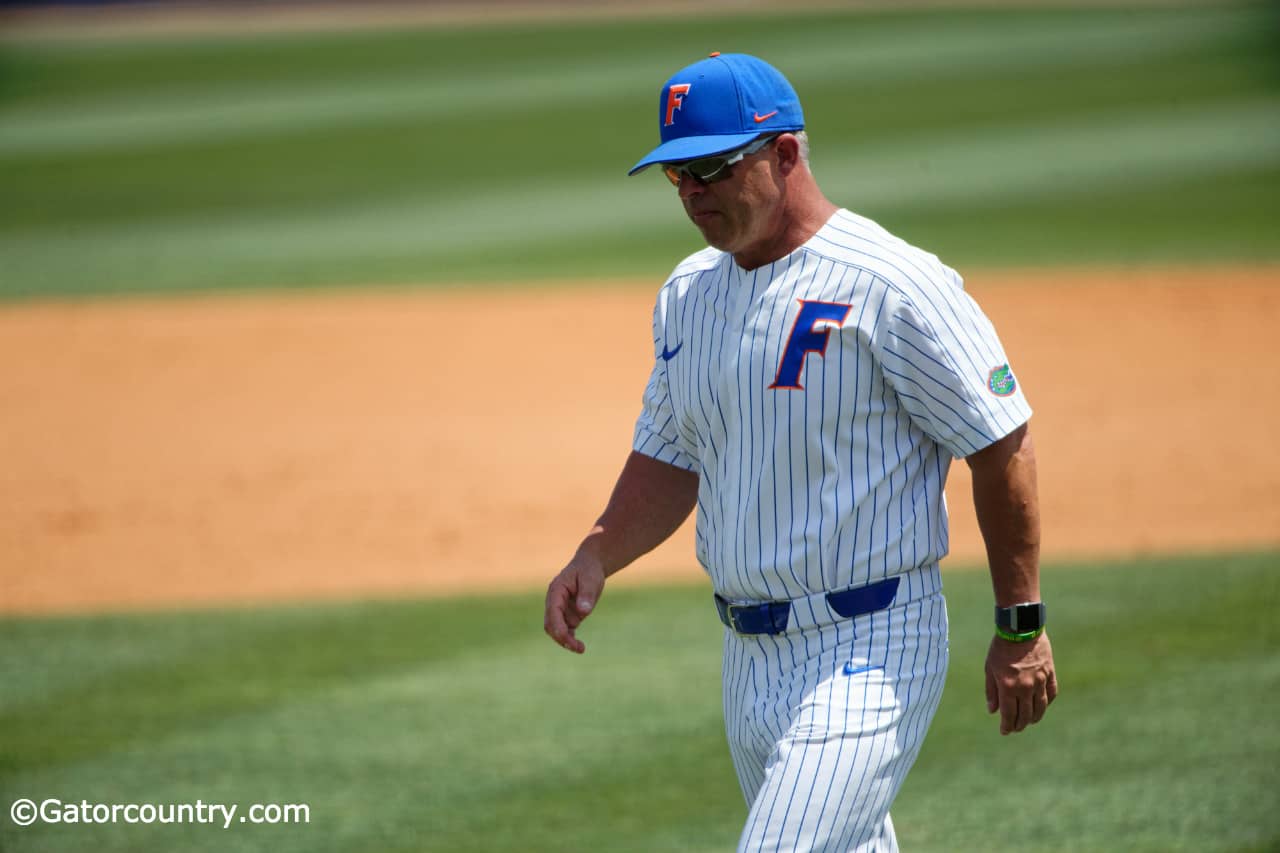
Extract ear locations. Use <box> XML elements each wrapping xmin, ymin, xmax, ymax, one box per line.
<box><xmin>773</xmin><ymin>134</ymin><xmax>802</xmax><ymax>176</ymax></box>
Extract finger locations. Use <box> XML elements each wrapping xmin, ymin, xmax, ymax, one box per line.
<box><xmin>985</xmin><ymin>668</ymin><xmax>998</xmax><ymax>714</ymax></box>
<box><xmin>543</xmin><ymin>596</ymin><xmax>570</xmax><ymax>647</ymax></box>
<box><xmin>544</xmin><ymin>583</ymin><xmax>585</xmax><ymax>654</ymax></box>
<box><xmin>1014</xmin><ymin>694</ymin><xmax>1032</xmax><ymax>733</ymax></box>
<box><xmin>1029</xmin><ymin>681</ymin><xmax>1049</xmax><ymax>722</ymax></box>
<box><xmin>1032</xmin><ymin>680</ymin><xmax>1049</xmax><ymax>724</ymax></box>
<box><xmin>575</xmin><ymin>568</ymin><xmax>605</xmax><ymax>616</ymax></box>
<box><xmin>544</xmin><ymin>581</ymin><xmax>567</xmax><ymax>635</ymax></box>
<box><xmin>553</xmin><ymin>616</ymin><xmax>585</xmax><ymax>654</ymax></box>
<box><xmin>1046</xmin><ymin>669</ymin><xmax>1059</xmax><ymax>705</ymax></box>
<box><xmin>1001</xmin><ymin>694</ymin><xmax>1023</xmax><ymax>735</ymax></box>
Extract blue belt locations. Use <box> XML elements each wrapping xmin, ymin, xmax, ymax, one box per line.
<box><xmin>714</xmin><ymin>576</ymin><xmax>901</xmax><ymax>636</ymax></box>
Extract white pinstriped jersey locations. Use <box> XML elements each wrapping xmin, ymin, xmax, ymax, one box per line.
<box><xmin>633</xmin><ymin>208</ymin><xmax>1031</xmax><ymax>602</ymax></box>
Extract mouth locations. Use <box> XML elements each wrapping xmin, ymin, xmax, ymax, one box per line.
<box><xmin>689</xmin><ymin>209</ymin><xmax>719</xmax><ymax>225</ymax></box>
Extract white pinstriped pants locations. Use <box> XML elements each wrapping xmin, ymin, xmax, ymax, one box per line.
<box><xmin>723</xmin><ymin>593</ymin><xmax>949</xmax><ymax>852</ymax></box>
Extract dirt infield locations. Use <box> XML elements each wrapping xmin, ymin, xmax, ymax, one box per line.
<box><xmin>2</xmin><ymin>267</ymin><xmax>1277</xmax><ymax>615</ymax></box>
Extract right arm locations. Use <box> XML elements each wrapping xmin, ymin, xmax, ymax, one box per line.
<box><xmin>543</xmin><ymin>450</ymin><xmax>698</xmax><ymax>653</ymax></box>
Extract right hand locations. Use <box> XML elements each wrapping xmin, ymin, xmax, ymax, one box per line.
<box><xmin>985</xmin><ymin>630</ymin><xmax>1058</xmax><ymax>735</ymax></box>
<box><xmin>544</xmin><ymin>555</ymin><xmax>606</xmax><ymax>654</ymax></box>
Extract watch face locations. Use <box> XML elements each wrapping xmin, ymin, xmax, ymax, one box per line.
<box><xmin>1014</xmin><ymin>603</ymin><xmax>1044</xmax><ymax>631</ymax></box>
<box><xmin>998</xmin><ymin>603</ymin><xmax>1045</xmax><ymax>631</ymax></box>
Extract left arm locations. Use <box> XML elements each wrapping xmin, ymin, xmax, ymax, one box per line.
<box><xmin>966</xmin><ymin>422</ymin><xmax>1059</xmax><ymax>735</ymax></box>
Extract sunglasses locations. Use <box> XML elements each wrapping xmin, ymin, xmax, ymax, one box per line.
<box><xmin>662</xmin><ymin>134</ymin><xmax>778</xmax><ymax>187</ymax></box>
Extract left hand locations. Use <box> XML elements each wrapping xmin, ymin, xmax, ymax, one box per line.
<box><xmin>543</xmin><ymin>553</ymin><xmax>607</xmax><ymax>655</ymax></box>
<box><xmin>985</xmin><ymin>631</ymin><xmax>1058</xmax><ymax>735</ymax></box>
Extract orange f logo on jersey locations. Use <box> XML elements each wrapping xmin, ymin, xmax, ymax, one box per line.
<box><xmin>664</xmin><ymin>84</ymin><xmax>692</xmax><ymax>127</ymax></box>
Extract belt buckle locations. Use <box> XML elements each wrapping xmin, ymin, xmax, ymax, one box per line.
<box><xmin>715</xmin><ymin>594</ymin><xmax>788</xmax><ymax>635</ymax></box>
<box><xmin>724</xmin><ymin>602</ymin><xmax>753</xmax><ymax>635</ymax></box>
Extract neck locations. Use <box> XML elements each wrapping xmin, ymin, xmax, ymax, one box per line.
<box><xmin>733</xmin><ymin>175</ymin><xmax>838</xmax><ymax>270</ymax></box>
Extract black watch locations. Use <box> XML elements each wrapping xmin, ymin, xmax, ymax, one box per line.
<box><xmin>995</xmin><ymin>602</ymin><xmax>1046</xmax><ymax>634</ymax></box>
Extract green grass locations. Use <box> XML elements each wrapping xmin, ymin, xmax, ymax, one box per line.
<box><xmin>1</xmin><ymin>550</ymin><xmax>1277</xmax><ymax>852</ymax></box>
<box><xmin>1</xmin><ymin>3</ymin><xmax>1278</xmax><ymax>299</ymax></box>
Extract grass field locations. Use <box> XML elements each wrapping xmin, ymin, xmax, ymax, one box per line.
<box><xmin>2</xmin><ymin>2</ymin><xmax>1278</xmax><ymax>298</ymax></box>
<box><xmin>3</xmin><ymin>3</ymin><xmax>1279</xmax><ymax>852</ymax></box>
<box><xmin>1</xmin><ymin>552</ymin><xmax>1277</xmax><ymax>852</ymax></box>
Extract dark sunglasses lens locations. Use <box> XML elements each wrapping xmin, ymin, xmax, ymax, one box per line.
<box><xmin>688</xmin><ymin>156</ymin><xmax>731</xmax><ymax>182</ymax></box>
<box><xmin>665</xmin><ymin>155</ymin><xmax>732</xmax><ymax>187</ymax></box>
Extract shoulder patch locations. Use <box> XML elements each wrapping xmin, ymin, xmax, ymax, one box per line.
<box><xmin>987</xmin><ymin>364</ymin><xmax>1017</xmax><ymax>397</ymax></box>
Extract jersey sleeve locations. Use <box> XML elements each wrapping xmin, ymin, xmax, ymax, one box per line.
<box><xmin>632</xmin><ymin>291</ymin><xmax>698</xmax><ymax>472</ymax></box>
<box><xmin>876</xmin><ymin>273</ymin><xmax>1032</xmax><ymax>458</ymax></box>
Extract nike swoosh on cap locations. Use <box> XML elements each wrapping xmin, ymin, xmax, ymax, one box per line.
<box><xmin>753</xmin><ymin>110</ymin><xmax>779</xmax><ymax>123</ymax></box>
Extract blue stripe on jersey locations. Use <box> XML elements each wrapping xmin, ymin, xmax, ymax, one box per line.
<box><xmin>885</xmin><ymin>329</ymin><xmax>975</xmax><ymax>400</ymax></box>
<box><xmin>768</xmin><ymin>252</ymin><xmax>798</xmax><ymax>591</ymax></box>
<box><xmin>880</xmin><ymin>367</ymin><xmax>994</xmax><ymax>453</ymax></box>
<box><xmin>797</xmin><ymin>264</ymin><xmax>816</xmax><ymax>595</ymax></box>
<box><xmin>815</xmin><ymin>259</ymin><xmax>842</xmax><ymax>591</ymax></box>
<box><xmin>750</xmin><ymin>262</ymin><xmax>772</xmax><ymax>600</ymax></box>
<box><xmin>694</xmin><ymin>267</ymin><xmax>725</xmax><ymax>478</ymax></box>
<box><xmin>867</xmin><ymin>286</ymin><xmax>890</xmax><ymax>588</ymax></box>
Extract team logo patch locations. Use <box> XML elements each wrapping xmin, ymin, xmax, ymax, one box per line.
<box><xmin>987</xmin><ymin>364</ymin><xmax>1017</xmax><ymax>397</ymax></box>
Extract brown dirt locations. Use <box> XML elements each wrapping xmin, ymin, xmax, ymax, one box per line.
<box><xmin>2</xmin><ymin>267</ymin><xmax>1278</xmax><ymax>615</ymax></box>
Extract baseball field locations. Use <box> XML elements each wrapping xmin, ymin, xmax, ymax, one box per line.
<box><xmin>2</xmin><ymin>2</ymin><xmax>1278</xmax><ymax>851</ymax></box>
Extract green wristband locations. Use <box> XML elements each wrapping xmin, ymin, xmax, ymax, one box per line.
<box><xmin>994</xmin><ymin>625</ymin><xmax>1044</xmax><ymax>643</ymax></box>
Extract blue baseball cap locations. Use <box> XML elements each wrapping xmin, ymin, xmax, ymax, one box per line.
<box><xmin>628</xmin><ymin>52</ymin><xmax>805</xmax><ymax>176</ymax></box>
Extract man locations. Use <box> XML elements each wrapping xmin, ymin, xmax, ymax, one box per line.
<box><xmin>544</xmin><ymin>52</ymin><xmax>1057</xmax><ymax>851</ymax></box>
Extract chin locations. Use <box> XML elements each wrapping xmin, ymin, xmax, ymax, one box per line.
<box><xmin>697</xmin><ymin>226</ymin><xmax>735</xmax><ymax>253</ymax></box>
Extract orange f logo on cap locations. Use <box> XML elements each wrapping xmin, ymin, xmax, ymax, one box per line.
<box><xmin>664</xmin><ymin>83</ymin><xmax>691</xmax><ymax>127</ymax></box>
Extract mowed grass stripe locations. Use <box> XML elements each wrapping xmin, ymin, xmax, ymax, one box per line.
<box><xmin>819</xmin><ymin>97</ymin><xmax>1280</xmax><ymax>209</ymax></box>
<box><xmin>0</xmin><ymin>4</ymin><xmax>1252</xmax><ymax>99</ymax></box>
<box><xmin>7</xmin><ymin>39</ymin><xmax>1272</xmax><ymax>237</ymax></box>
<box><xmin>880</xmin><ymin>162</ymin><xmax>1280</xmax><ymax>266</ymax></box>
<box><xmin>2</xmin><ymin>97</ymin><xmax>1275</xmax><ymax>298</ymax></box>
<box><xmin>5</xmin><ymin>29</ymin><xmax>1274</xmax><ymax>213</ymax></box>
<box><xmin>1</xmin><ymin>551</ymin><xmax>1277</xmax><ymax>852</ymax></box>
<box><xmin>0</xmin><ymin>6</ymin><xmax>1256</xmax><ymax>156</ymax></box>
<box><xmin>0</xmin><ymin>595</ymin><xmax>544</xmax><ymax>770</ymax></box>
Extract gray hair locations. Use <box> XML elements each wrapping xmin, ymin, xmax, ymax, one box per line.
<box><xmin>794</xmin><ymin>130</ymin><xmax>810</xmax><ymax>166</ymax></box>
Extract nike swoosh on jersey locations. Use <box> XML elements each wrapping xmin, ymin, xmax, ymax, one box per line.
<box><xmin>843</xmin><ymin>663</ymin><xmax>884</xmax><ymax>676</ymax></box>
<box><xmin>753</xmin><ymin>110</ymin><xmax>779</xmax><ymax>123</ymax></box>
<box><xmin>661</xmin><ymin>342</ymin><xmax>684</xmax><ymax>361</ymax></box>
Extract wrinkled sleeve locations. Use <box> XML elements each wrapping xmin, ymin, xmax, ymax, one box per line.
<box><xmin>877</xmin><ymin>272</ymin><xmax>1032</xmax><ymax>458</ymax></box>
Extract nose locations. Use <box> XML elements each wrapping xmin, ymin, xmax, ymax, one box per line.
<box><xmin>677</xmin><ymin>171</ymin><xmax>705</xmax><ymax>200</ymax></box>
